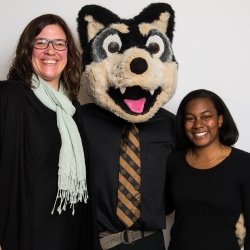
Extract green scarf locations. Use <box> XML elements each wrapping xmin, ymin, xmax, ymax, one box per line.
<box><xmin>32</xmin><ymin>74</ymin><xmax>88</xmax><ymax>215</ymax></box>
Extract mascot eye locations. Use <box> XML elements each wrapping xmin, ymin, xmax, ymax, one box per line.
<box><xmin>103</xmin><ymin>34</ymin><xmax>122</xmax><ymax>55</ymax></box>
<box><xmin>147</xmin><ymin>43</ymin><xmax>160</xmax><ymax>54</ymax></box>
<box><xmin>108</xmin><ymin>42</ymin><xmax>120</xmax><ymax>53</ymax></box>
<box><xmin>146</xmin><ymin>35</ymin><xmax>164</xmax><ymax>58</ymax></box>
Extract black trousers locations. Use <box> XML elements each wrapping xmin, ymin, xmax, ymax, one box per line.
<box><xmin>109</xmin><ymin>231</ymin><xmax>165</xmax><ymax>250</ymax></box>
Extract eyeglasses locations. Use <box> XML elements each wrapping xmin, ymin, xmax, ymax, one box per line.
<box><xmin>33</xmin><ymin>38</ymin><xmax>68</xmax><ymax>51</ymax></box>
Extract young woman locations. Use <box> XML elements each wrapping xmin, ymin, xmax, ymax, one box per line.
<box><xmin>166</xmin><ymin>89</ymin><xmax>250</xmax><ymax>250</ymax></box>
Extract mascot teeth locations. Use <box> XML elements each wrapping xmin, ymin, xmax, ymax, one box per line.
<box><xmin>120</xmin><ymin>87</ymin><xmax>126</xmax><ymax>94</ymax></box>
<box><xmin>149</xmin><ymin>90</ymin><xmax>155</xmax><ymax>95</ymax></box>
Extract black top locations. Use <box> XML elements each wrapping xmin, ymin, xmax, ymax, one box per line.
<box><xmin>78</xmin><ymin>103</ymin><xmax>175</xmax><ymax>233</ymax></box>
<box><xmin>166</xmin><ymin>148</ymin><xmax>250</xmax><ymax>250</ymax></box>
<box><xmin>0</xmin><ymin>80</ymin><xmax>90</xmax><ymax>250</ymax></box>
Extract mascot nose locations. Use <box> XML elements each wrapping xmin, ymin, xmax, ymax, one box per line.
<box><xmin>130</xmin><ymin>57</ymin><xmax>148</xmax><ymax>75</ymax></box>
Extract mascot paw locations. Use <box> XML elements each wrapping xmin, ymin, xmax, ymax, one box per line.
<box><xmin>235</xmin><ymin>213</ymin><xmax>246</xmax><ymax>248</ymax></box>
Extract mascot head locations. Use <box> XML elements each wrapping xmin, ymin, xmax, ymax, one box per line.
<box><xmin>77</xmin><ymin>3</ymin><xmax>178</xmax><ymax>123</ymax></box>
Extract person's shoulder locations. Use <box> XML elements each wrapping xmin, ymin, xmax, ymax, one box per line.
<box><xmin>151</xmin><ymin>108</ymin><xmax>175</xmax><ymax>127</ymax></box>
<box><xmin>232</xmin><ymin>148</ymin><xmax>250</xmax><ymax>178</ymax></box>
<box><xmin>232</xmin><ymin>147</ymin><xmax>250</xmax><ymax>159</ymax></box>
<box><xmin>231</xmin><ymin>147</ymin><xmax>250</xmax><ymax>166</ymax></box>
<box><xmin>158</xmin><ymin>107</ymin><xmax>175</xmax><ymax>119</ymax></box>
<box><xmin>80</xmin><ymin>103</ymin><xmax>102</xmax><ymax>118</ymax></box>
<box><xmin>80</xmin><ymin>103</ymin><xmax>114</xmax><ymax>120</ymax></box>
<box><xmin>0</xmin><ymin>79</ymin><xmax>27</xmax><ymax>99</ymax></box>
<box><xmin>231</xmin><ymin>147</ymin><xmax>250</xmax><ymax>172</ymax></box>
<box><xmin>80</xmin><ymin>103</ymin><xmax>97</xmax><ymax>112</ymax></box>
<box><xmin>0</xmin><ymin>80</ymin><xmax>28</xmax><ymax>118</ymax></box>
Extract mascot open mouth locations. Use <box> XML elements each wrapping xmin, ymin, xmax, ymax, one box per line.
<box><xmin>108</xmin><ymin>86</ymin><xmax>161</xmax><ymax>115</ymax></box>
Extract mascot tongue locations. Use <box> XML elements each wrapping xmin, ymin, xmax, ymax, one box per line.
<box><xmin>124</xmin><ymin>98</ymin><xmax>146</xmax><ymax>114</ymax></box>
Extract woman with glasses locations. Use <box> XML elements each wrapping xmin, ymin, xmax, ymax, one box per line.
<box><xmin>0</xmin><ymin>14</ymin><xmax>91</xmax><ymax>250</ymax></box>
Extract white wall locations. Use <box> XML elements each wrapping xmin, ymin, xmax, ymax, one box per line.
<box><xmin>1</xmin><ymin>0</ymin><xmax>249</xmax><ymax>152</ymax></box>
<box><xmin>1</xmin><ymin>0</ymin><xmax>249</xmax><ymax>247</ymax></box>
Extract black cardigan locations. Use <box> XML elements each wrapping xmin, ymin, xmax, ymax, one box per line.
<box><xmin>0</xmin><ymin>79</ymin><xmax>94</xmax><ymax>250</ymax></box>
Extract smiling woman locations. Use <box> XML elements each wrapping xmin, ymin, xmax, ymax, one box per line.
<box><xmin>31</xmin><ymin>24</ymin><xmax>68</xmax><ymax>90</ymax></box>
<box><xmin>183</xmin><ymin>97</ymin><xmax>225</xmax><ymax>168</ymax></box>
<box><xmin>0</xmin><ymin>14</ymin><xmax>92</xmax><ymax>250</ymax></box>
<box><xmin>166</xmin><ymin>89</ymin><xmax>250</xmax><ymax>250</ymax></box>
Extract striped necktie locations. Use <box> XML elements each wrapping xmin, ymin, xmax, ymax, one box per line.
<box><xmin>116</xmin><ymin>123</ymin><xmax>141</xmax><ymax>228</ymax></box>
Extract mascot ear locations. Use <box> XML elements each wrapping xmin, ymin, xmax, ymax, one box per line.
<box><xmin>77</xmin><ymin>5</ymin><xmax>121</xmax><ymax>50</ymax></box>
<box><xmin>134</xmin><ymin>3</ymin><xmax>175</xmax><ymax>43</ymax></box>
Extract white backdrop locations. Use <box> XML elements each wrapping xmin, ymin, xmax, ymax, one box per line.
<box><xmin>1</xmin><ymin>0</ymin><xmax>249</xmax><ymax>248</ymax></box>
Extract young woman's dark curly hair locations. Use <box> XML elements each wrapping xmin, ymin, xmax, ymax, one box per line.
<box><xmin>175</xmin><ymin>89</ymin><xmax>239</xmax><ymax>149</ymax></box>
<box><xmin>7</xmin><ymin>14</ymin><xmax>82</xmax><ymax>100</ymax></box>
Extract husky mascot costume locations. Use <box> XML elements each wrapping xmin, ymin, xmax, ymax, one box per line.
<box><xmin>76</xmin><ymin>3</ymin><xmax>245</xmax><ymax>249</ymax></box>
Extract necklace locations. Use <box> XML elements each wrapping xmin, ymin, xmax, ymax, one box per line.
<box><xmin>189</xmin><ymin>145</ymin><xmax>225</xmax><ymax>168</ymax></box>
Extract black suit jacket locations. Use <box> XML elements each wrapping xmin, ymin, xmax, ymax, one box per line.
<box><xmin>76</xmin><ymin>103</ymin><xmax>175</xmax><ymax>249</ymax></box>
